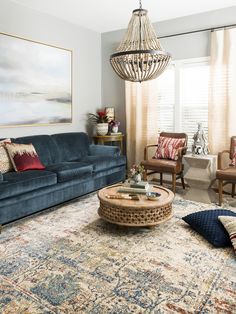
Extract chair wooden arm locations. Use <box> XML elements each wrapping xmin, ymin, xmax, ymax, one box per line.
<box><xmin>144</xmin><ymin>144</ymin><xmax>158</xmax><ymax>160</ymax></box>
<box><xmin>218</xmin><ymin>150</ymin><xmax>230</xmax><ymax>170</ymax></box>
<box><xmin>176</xmin><ymin>146</ymin><xmax>188</xmax><ymax>162</ymax></box>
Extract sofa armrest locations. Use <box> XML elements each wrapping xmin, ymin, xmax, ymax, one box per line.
<box><xmin>89</xmin><ymin>144</ymin><xmax>121</xmax><ymax>156</ymax></box>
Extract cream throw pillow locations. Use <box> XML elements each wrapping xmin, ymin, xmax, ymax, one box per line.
<box><xmin>218</xmin><ymin>215</ymin><xmax>236</xmax><ymax>254</ymax></box>
<box><xmin>0</xmin><ymin>139</ymin><xmax>13</xmax><ymax>173</ymax></box>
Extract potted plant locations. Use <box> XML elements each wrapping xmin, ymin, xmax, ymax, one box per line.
<box><xmin>129</xmin><ymin>164</ymin><xmax>145</xmax><ymax>183</ymax></box>
<box><xmin>88</xmin><ymin>111</ymin><xmax>109</xmax><ymax>135</ymax></box>
<box><xmin>109</xmin><ymin>120</ymin><xmax>120</xmax><ymax>133</ymax></box>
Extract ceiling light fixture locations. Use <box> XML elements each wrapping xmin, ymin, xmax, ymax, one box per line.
<box><xmin>110</xmin><ymin>0</ymin><xmax>171</xmax><ymax>83</ymax></box>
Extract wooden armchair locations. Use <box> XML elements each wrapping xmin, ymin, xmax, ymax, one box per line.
<box><xmin>141</xmin><ymin>132</ymin><xmax>188</xmax><ymax>193</ymax></box>
<box><xmin>216</xmin><ymin>136</ymin><xmax>236</xmax><ymax>205</ymax></box>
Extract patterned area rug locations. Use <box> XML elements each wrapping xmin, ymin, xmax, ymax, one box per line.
<box><xmin>0</xmin><ymin>192</ymin><xmax>236</xmax><ymax>313</ymax></box>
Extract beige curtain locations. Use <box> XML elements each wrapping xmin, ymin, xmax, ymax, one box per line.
<box><xmin>125</xmin><ymin>80</ymin><xmax>159</xmax><ymax>168</ymax></box>
<box><xmin>209</xmin><ymin>28</ymin><xmax>236</xmax><ymax>154</ymax></box>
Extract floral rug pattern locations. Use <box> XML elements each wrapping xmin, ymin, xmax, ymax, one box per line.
<box><xmin>0</xmin><ymin>191</ymin><xmax>236</xmax><ymax>313</ymax></box>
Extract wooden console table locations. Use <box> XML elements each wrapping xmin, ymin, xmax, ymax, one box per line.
<box><xmin>93</xmin><ymin>134</ymin><xmax>124</xmax><ymax>154</ymax></box>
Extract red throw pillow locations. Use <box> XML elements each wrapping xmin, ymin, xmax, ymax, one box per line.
<box><xmin>5</xmin><ymin>143</ymin><xmax>45</xmax><ymax>172</ymax></box>
<box><xmin>154</xmin><ymin>136</ymin><xmax>185</xmax><ymax>161</ymax></box>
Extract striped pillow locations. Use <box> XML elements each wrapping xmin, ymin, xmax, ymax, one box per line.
<box><xmin>218</xmin><ymin>216</ymin><xmax>236</xmax><ymax>254</ymax></box>
<box><xmin>0</xmin><ymin>138</ymin><xmax>13</xmax><ymax>173</ymax></box>
<box><xmin>154</xmin><ymin>136</ymin><xmax>185</xmax><ymax>161</ymax></box>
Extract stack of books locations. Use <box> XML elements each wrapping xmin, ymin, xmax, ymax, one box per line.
<box><xmin>117</xmin><ymin>181</ymin><xmax>150</xmax><ymax>194</ymax></box>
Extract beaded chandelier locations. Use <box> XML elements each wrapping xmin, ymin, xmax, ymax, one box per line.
<box><xmin>110</xmin><ymin>0</ymin><xmax>171</xmax><ymax>83</ymax></box>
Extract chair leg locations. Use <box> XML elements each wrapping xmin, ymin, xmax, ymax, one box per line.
<box><xmin>172</xmin><ymin>173</ymin><xmax>176</xmax><ymax>194</ymax></box>
<box><xmin>232</xmin><ymin>184</ymin><xmax>235</xmax><ymax>198</ymax></box>
<box><xmin>160</xmin><ymin>173</ymin><xmax>163</xmax><ymax>185</ymax></box>
<box><xmin>218</xmin><ymin>179</ymin><xmax>223</xmax><ymax>206</ymax></box>
<box><xmin>181</xmin><ymin>176</ymin><xmax>185</xmax><ymax>189</ymax></box>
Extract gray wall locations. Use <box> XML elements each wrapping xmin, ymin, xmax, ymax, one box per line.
<box><xmin>0</xmin><ymin>0</ymin><xmax>101</xmax><ymax>138</ymax></box>
<box><xmin>101</xmin><ymin>6</ymin><xmax>236</xmax><ymax>133</ymax></box>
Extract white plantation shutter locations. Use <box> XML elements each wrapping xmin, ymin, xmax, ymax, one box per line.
<box><xmin>180</xmin><ymin>62</ymin><xmax>210</xmax><ymax>149</ymax></box>
<box><xmin>156</xmin><ymin>65</ymin><xmax>175</xmax><ymax>132</ymax></box>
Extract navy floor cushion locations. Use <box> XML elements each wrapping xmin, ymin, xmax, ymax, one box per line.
<box><xmin>182</xmin><ymin>209</ymin><xmax>236</xmax><ymax>247</ymax></box>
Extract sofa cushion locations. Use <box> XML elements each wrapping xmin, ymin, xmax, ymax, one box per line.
<box><xmin>6</xmin><ymin>143</ymin><xmax>45</xmax><ymax>172</ymax></box>
<box><xmin>52</xmin><ymin>133</ymin><xmax>90</xmax><ymax>162</ymax></box>
<box><xmin>13</xmin><ymin>135</ymin><xmax>61</xmax><ymax>166</ymax></box>
<box><xmin>46</xmin><ymin>162</ymin><xmax>93</xmax><ymax>183</ymax></box>
<box><xmin>82</xmin><ymin>155</ymin><xmax>126</xmax><ymax>172</ymax></box>
<box><xmin>0</xmin><ymin>171</ymin><xmax>57</xmax><ymax>200</ymax></box>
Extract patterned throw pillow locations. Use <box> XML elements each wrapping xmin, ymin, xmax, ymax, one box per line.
<box><xmin>218</xmin><ymin>216</ymin><xmax>236</xmax><ymax>254</ymax></box>
<box><xmin>182</xmin><ymin>209</ymin><xmax>236</xmax><ymax>247</ymax></box>
<box><xmin>230</xmin><ymin>138</ymin><xmax>236</xmax><ymax>166</ymax></box>
<box><xmin>0</xmin><ymin>139</ymin><xmax>13</xmax><ymax>173</ymax></box>
<box><xmin>154</xmin><ymin>137</ymin><xmax>185</xmax><ymax>161</ymax></box>
<box><xmin>5</xmin><ymin>143</ymin><xmax>45</xmax><ymax>172</ymax></box>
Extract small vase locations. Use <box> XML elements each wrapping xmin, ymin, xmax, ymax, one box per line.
<box><xmin>112</xmin><ymin>125</ymin><xmax>118</xmax><ymax>133</ymax></box>
<box><xmin>96</xmin><ymin>123</ymin><xmax>108</xmax><ymax>136</ymax></box>
<box><xmin>133</xmin><ymin>173</ymin><xmax>142</xmax><ymax>183</ymax></box>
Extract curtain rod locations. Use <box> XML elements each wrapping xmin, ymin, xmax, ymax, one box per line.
<box><xmin>159</xmin><ymin>23</ymin><xmax>236</xmax><ymax>39</ymax></box>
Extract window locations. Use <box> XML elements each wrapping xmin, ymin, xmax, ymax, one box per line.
<box><xmin>156</xmin><ymin>58</ymin><xmax>210</xmax><ymax>149</ymax></box>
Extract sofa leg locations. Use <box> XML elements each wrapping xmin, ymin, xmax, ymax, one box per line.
<box><xmin>218</xmin><ymin>179</ymin><xmax>223</xmax><ymax>206</ymax></box>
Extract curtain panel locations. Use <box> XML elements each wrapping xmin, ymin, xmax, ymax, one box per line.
<box><xmin>209</xmin><ymin>28</ymin><xmax>236</xmax><ymax>155</ymax></box>
<box><xmin>125</xmin><ymin>80</ymin><xmax>159</xmax><ymax>168</ymax></box>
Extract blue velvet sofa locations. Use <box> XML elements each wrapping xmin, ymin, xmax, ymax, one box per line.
<box><xmin>0</xmin><ymin>132</ymin><xmax>126</xmax><ymax>226</ymax></box>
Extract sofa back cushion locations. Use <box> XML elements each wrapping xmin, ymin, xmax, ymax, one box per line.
<box><xmin>13</xmin><ymin>135</ymin><xmax>60</xmax><ymax>166</ymax></box>
<box><xmin>51</xmin><ymin>132</ymin><xmax>90</xmax><ymax>162</ymax></box>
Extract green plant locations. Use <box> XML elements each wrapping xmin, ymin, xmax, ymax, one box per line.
<box><xmin>88</xmin><ymin>111</ymin><xmax>109</xmax><ymax>124</ymax></box>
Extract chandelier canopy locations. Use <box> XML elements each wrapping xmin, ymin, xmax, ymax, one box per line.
<box><xmin>110</xmin><ymin>1</ymin><xmax>171</xmax><ymax>83</ymax></box>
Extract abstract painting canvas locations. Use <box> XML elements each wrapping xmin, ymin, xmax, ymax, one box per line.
<box><xmin>0</xmin><ymin>33</ymin><xmax>72</xmax><ymax>127</ymax></box>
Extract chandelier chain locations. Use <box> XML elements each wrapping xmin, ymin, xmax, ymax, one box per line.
<box><xmin>139</xmin><ymin>0</ymin><xmax>142</xmax><ymax>10</ymax></box>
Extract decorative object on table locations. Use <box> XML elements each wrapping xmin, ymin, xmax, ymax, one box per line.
<box><xmin>146</xmin><ymin>191</ymin><xmax>161</xmax><ymax>201</ymax></box>
<box><xmin>192</xmin><ymin>122</ymin><xmax>209</xmax><ymax>155</ymax></box>
<box><xmin>0</xmin><ymin>32</ymin><xmax>72</xmax><ymax>127</ymax></box>
<box><xmin>88</xmin><ymin>110</ymin><xmax>109</xmax><ymax>135</ymax></box>
<box><xmin>129</xmin><ymin>164</ymin><xmax>145</xmax><ymax>183</ymax></box>
<box><xmin>109</xmin><ymin>120</ymin><xmax>120</xmax><ymax>133</ymax></box>
<box><xmin>105</xmin><ymin>107</ymin><xmax>115</xmax><ymax>122</ymax></box>
<box><xmin>129</xmin><ymin>180</ymin><xmax>149</xmax><ymax>190</ymax></box>
<box><xmin>105</xmin><ymin>194</ymin><xmax>139</xmax><ymax>200</ymax></box>
<box><xmin>110</xmin><ymin>0</ymin><xmax>171</xmax><ymax>83</ymax></box>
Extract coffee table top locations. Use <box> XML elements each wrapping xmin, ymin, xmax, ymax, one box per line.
<box><xmin>98</xmin><ymin>184</ymin><xmax>174</xmax><ymax>210</ymax></box>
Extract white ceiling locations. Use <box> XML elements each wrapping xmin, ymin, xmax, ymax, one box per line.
<box><xmin>10</xmin><ymin>0</ymin><xmax>236</xmax><ymax>33</ymax></box>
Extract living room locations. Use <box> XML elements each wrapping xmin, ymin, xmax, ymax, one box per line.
<box><xmin>0</xmin><ymin>0</ymin><xmax>236</xmax><ymax>312</ymax></box>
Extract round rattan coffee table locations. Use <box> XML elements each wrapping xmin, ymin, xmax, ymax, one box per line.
<box><xmin>98</xmin><ymin>184</ymin><xmax>174</xmax><ymax>227</ymax></box>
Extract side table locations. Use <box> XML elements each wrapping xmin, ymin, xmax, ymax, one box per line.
<box><xmin>183</xmin><ymin>154</ymin><xmax>217</xmax><ymax>203</ymax></box>
<box><xmin>93</xmin><ymin>134</ymin><xmax>124</xmax><ymax>154</ymax></box>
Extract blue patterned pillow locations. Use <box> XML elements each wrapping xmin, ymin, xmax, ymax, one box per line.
<box><xmin>182</xmin><ymin>209</ymin><xmax>236</xmax><ymax>247</ymax></box>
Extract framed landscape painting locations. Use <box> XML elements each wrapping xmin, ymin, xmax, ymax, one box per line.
<box><xmin>0</xmin><ymin>32</ymin><xmax>72</xmax><ymax>127</ymax></box>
